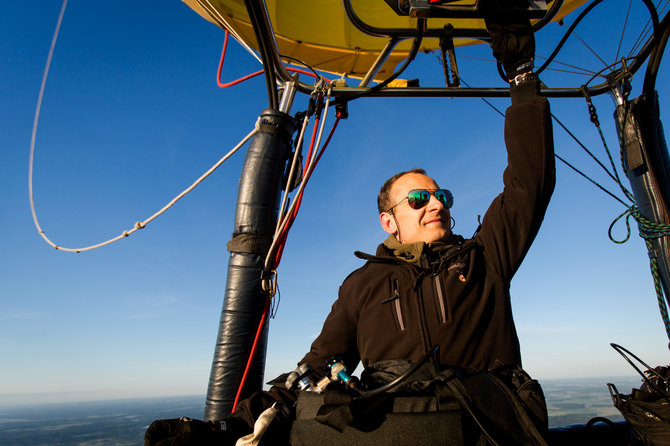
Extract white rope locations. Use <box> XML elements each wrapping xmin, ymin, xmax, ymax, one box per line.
<box><xmin>28</xmin><ymin>0</ymin><xmax>259</xmax><ymax>253</ymax></box>
<box><xmin>275</xmin><ymin>113</ymin><xmax>310</xmax><ymax>231</ymax></box>
<box><xmin>34</xmin><ymin>125</ymin><xmax>256</xmax><ymax>253</ymax></box>
<box><xmin>29</xmin><ymin>0</ymin><xmax>68</xmax><ymax>249</ymax></box>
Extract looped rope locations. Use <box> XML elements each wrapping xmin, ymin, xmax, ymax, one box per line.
<box><xmin>607</xmin><ymin>204</ymin><xmax>670</xmax><ymax>243</ymax></box>
<box><xmin>608</xmin><ymin>205</ymin><xmax>636</xmax><ymax>244</ymax></box>
<box><xmin>30</xmin><ymin>123</ymin><xmax>256</xmax><ymax>252</ymax></box>
<box><xmin>29</xmin><ymin>0</ymin><xmax>258</xmax><ymax>253</ymax></box>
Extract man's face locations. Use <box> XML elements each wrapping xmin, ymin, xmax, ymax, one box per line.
<box><xmin>382</xmin><ymin>173</ymin><xmax>452</xmax><ymax>244</ymax></box>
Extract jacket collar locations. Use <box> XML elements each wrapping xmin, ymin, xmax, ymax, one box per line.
<box><xmin>356</xmin><ymin>234</ymin><xmax>467</xmax><ymax>269</ymax></box>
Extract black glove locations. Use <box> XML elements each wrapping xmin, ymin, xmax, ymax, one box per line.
<box><xmin>483</xmin><ymin>2</ymin><xmax>535</xmax><ymax>81</ymax></box>
<box><xmin>144</xmin><ymin>416</ymin><xmax>250</xmax><ymax>446</ymax></box>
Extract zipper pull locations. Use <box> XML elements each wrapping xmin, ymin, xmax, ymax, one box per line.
<box><xmin>381</xmin><ymin>281</ymin><xmax>400</xmax><ymax>304</ymax></box>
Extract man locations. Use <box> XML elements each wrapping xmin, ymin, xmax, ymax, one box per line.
<box><xmin>227</xmin><ymin>69</ymin><xmax>553</xmax><ymax>446</ymax></box>
<box><xmin>226</xmin><ymin>72</ymin><xmax>553</xmax><ymax>444</ymax></box>
<box><xmin>299</xmin><ymin>78</ymin><xmax>554</xmax><ymax>378</ymax></box>
<box><xmin>146</xmin><ymin>12</ymin><xmax>555</xmax><ymax>446</ymax></box>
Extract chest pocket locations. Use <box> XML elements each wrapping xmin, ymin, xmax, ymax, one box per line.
<box><xmin>381</xmin><ymin>278</ymin><xmax>405</xmax><ymax>332</ymax></box>
<box><xmin>432</xmin><ymin>259</ymin><xmax>470</xmax><ymax>325</ymax></box>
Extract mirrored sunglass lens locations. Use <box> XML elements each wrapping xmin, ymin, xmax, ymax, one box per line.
<box><xmin>407</xmin><ymin>190</ymin><xmax>430</xmax><ymax>209</ymax></box>
<box><xmin>434</xmin><ymin>190</ymin><xmax>447</xmax><ymax>206</ymax></box>
<box><xmin>435</xmin><ymin>190</ymin><xmax>453</xmax><ymax>208</ymax></box>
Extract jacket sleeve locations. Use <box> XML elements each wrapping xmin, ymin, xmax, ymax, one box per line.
<box><xmin>298</xmin><ymin>284</ymin><xmax>361</xmax><ymax>376</ymax></box>
<box><xmin>227</xmin><ymin>284</ymin><xmax>360</xmax><ymax>431</ymax></box>
<box><xmin>474</xmin><ymin>78</ymin><xmax>556</xmax><ymax>279</ymax></box>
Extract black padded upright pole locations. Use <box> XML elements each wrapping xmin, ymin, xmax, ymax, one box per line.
<box><xmin>618</xmin><ymin>92</ymin><xmax>670</xmax><ymax>314</ymax></box>
<box><xmin>204</xmin><ymin>108</ymin><xmax>298</xmax><ymax>421</ymax></box>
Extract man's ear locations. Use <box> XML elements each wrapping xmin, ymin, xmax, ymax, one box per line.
<box><xmin>380</xmin><ymin>212</ymin><xmax>397</xmax><ymax>235</ymax></box>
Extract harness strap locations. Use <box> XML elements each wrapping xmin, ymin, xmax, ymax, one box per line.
<box><xmin>441</xmin><ymin>372</ymin><xmax>549</xmax><ymax>446</ymax></box>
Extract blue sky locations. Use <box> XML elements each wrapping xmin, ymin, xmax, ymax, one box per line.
<box><xmin>1</xmin><ymin>0</ymin><xmax>669</xmax><ymax>408</ymax></box>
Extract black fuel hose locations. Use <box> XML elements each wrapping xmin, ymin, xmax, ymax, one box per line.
<box><xmin>356</xmin><ymin>345</ymin><xmax>440</xmax><ymax>398</ymax></box>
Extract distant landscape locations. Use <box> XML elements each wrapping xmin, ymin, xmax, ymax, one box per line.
<box><xmin>542</xmin><ymin>376</ymin><xmax>641</xmax><ymax>427</ymax></box>
<box><xmin>0</xmin><ymin>396</ymin><xmax>204</xmax><ymax>446</ymax></box>
<box><xmin>0</xmin><ymin>376</ymin><xmax>643</xmax><ymax>445</ymax></box>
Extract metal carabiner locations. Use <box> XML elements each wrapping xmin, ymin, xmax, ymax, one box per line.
<box><xmin>261</xmin><ymin>269</ymin><xmax>278</xmax><ymax>296</ymax></box>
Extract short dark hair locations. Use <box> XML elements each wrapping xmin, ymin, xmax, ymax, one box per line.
<box><xmin>377</xmin><ymin>168</ymin><xmax>428</xmax><ymax>214</ymax></box>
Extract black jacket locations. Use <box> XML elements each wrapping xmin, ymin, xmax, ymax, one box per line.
<box><xmin>234</xmin><ymin>79</ymin><xmax>555</xmax><ymax>429</ymax></box>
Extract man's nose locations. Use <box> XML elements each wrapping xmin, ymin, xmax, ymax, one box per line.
<box><xmin>426</xmin><ymin>194</ymin><xmax>445</xmax><ymax>211</ymax></box>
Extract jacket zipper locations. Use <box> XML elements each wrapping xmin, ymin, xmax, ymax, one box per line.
<box><xmin>391</xmin><ymin>279</ymin><xmax>405</xmax><ymax>331</ymax></box>
<box><xmin>433</xmin><ymin>275</ymin><xmax>447</xmax><ymax>324</ymax></box>
<box><xmin>415</xmin><ymin>281</ymin><xmax>433</xmax><ymax>355</ymax></box>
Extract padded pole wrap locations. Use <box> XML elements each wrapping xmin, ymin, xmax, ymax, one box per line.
<box><xmin>618</xmin><ymin>92</ymin><xmax>670</xmax><ymax>304</ymax></box>
<box><xmin>205</xmin><ymin>109</ymin><xmax>298</xmax><ymax>421</ymax></box>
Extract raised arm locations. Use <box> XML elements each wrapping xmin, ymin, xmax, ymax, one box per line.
<box><xmin>475</xmin><ymin>13</ymin><xmax>556</xmax><ymax>278</ymax></box>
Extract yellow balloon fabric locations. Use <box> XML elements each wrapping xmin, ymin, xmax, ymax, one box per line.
<box><xmin>183</xmin><ymin>0</ymin><xmax>587</xmax><ymax>79</ymax></box>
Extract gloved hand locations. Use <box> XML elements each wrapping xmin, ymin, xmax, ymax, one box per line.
<box><xmin>483</xmin><ymin>0</ymin><xmax>535</xmax><ymax>81</ymax></box>
<box><xmin>144</xmin><ymin>416</ymin><xmax>250</xmax><ymax>446</ymax></box>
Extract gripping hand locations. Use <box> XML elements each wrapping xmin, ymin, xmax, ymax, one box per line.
<box><xmin>483</xmin><ymin>0</ymin><xmax>536</xmax><ymax>81</ymax></box>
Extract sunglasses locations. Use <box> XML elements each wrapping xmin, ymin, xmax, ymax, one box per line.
<box><xmin>387</xmin><ymin>189</ymin><xmax>454</xmax><ymax>213</ymax></box>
